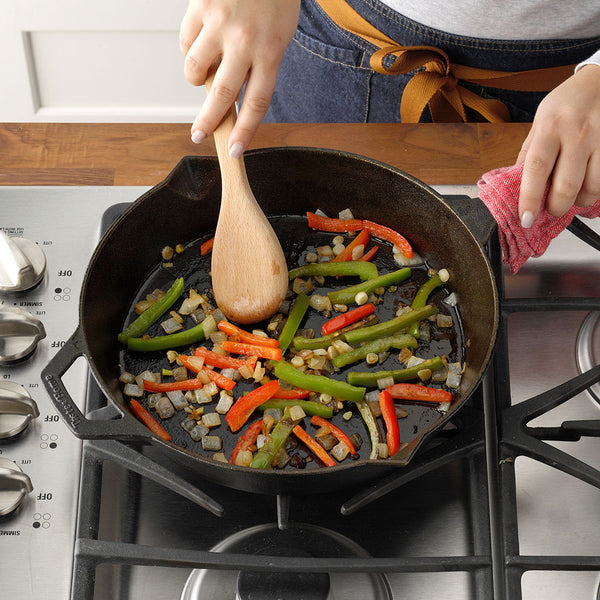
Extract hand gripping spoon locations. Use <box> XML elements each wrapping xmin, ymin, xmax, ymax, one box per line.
<box><xmin>205</xmin><ymin>80</ymin><xmax>288</xmax><ymax>324</ymax></box>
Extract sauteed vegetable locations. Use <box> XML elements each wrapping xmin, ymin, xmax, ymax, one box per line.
<box><xmin>117</xmin><ymin>209</ymin><xmax>463</xmax><ymax>469</ymax></box>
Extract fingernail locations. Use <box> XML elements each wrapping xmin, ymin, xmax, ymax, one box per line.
<box><xmin>228</xmin><ymin>142</ymin><xmax>244</xmax><ymax>159</ymax></box>
<box><xmin>191</xmin><ymin>130</ymin><xmax>205</xmax><ymax>144</ymax></box>
<box><xmin>520</xmin><ymin>210</ymin><xmax>535</xmax><ymax>229</ymax></box>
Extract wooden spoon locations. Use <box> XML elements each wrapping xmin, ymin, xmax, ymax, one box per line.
<box><xmin>206</xmin><ymin>79</ymin><xmax>288</xmax><ymax>324</ymax></box>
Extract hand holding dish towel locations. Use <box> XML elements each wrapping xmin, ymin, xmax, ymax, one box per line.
<box><xmin>477</xmin><ymin>163</ymin><xmax>600</xmax><ymax>273</ymax></box>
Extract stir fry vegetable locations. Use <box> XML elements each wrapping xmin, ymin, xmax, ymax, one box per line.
<box><xmin>118</xmin><ymin>277</ymin><xmax>184</xmax><ymax>343</ymax></box>
<box><xmin>120</xmin><ymin>206</ymin><xmax>462</xmax><ymax>470</ymax></box>
<box><xmin>321</xmin><ymin>303</ymin><xmax>375</xmax><ymax>336</ymax></box>
<box><xmin>273</xmin><ymin>360</ymin><xmax>366</xmax><ymax>403</ymax></box>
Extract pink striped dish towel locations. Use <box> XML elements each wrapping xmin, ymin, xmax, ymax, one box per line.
<box><xmin>477</xmin><ymin>163</ymin><xmax>600</xmax><ymax>274</ymax></box>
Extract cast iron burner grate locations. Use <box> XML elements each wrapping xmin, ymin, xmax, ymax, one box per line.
<box><xmin>68</xmin><ymin>205</ymin><xmax>600</xmax><ymax>600</ymax></box>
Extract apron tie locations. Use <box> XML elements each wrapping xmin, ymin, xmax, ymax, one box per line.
<box><xmin>317</xmin><ymin>0</ymin><xmax>576</xmax><ymax>123</ymax></box>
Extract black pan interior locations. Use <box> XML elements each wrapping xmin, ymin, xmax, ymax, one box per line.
<box><xmin>117</xmin><ymin>215</ymin><xmax>464</xmax><ymax>465</ymax></box>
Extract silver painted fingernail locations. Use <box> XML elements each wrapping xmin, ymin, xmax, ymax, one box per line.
<box><xmin>191</xmin><ymin>130</ymin><xmax>205</xmax><ymax>144</ymax></box>
<box><xmin>520</xmin><ymin>210</ymin><xmax>535</xmax><ymax>229</ymax></box>
<box><xmin>228</xmin><ymin>142</ymin><xmax>244</xmax><ymax>159</ymax></box>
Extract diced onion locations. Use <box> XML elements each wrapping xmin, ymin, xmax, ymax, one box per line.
<box><xmin>289</xmin><ymin>405</ymin><xmax>306</xmax><ymax>422</ymax></box>
<box><xmin>355</xmin><ymin>291</ymin><xmax>369</xmax><ymax>305</ymax></box>
<box><xmin>202</xmin><ymin>412</ymin><xmax>222</xmax><ymax>428</ymax></box>
<box><xmin>190</xmin><ymin>423</ymin><xmax>209</xmax><ymax>441</ymax></box>
<box><xmin>215</xmin><ymin>392</ymin><xmax>234</xmax><ymax>414</ymax></box>
<box><xmin>166</xmin><ymin>390</ymin><xmax>188</xmax><ymax>409</ymax></box>
<box><xmin>444</xmin><ymin>292</ymin><xmax>458</xmax><ymax>307</ymax></box>
<box><xmin>331</xmin><ymin>441</ymin><xmax>350</xmax><ymax>462</ymax></box>
<box><xmin>201</xmin><ymin>435</ymin><xmax>222</xmax><ymax>451</ymax></box>
<box><xmin>376</xmin><ymin>376</ymin><xmax>394</xmax><ymax>389</ymax></box>
<box><xmin>393</xmin><ymin>251</ymin><xmax>423</xmax><ymax>267</ymax></box>
<box><xmin>155</xmin><ymin>397</ymin><xmax>175</xmax><ymax>419</ymax></box>
<box><xmin>201</xmin><ymin>314</ymin><xmax>217</xmax><ymax>337</ymax></box>
<box><xmin>124</xmin><ymin>383</ymin><xmax>143</xmax><ymax>398</ymax></box>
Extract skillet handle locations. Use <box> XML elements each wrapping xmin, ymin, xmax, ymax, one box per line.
<box><xmin>41</xmin><ymin>328</ymin><xmax>149</xmax><ymax>441</ymax></box>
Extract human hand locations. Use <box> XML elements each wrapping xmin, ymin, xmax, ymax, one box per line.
<box><xmin>516</xmin><ymin>63</ymin><xmax>600</xmax><ymax>228</ymax></box>
<box><xmin>180</xmin><ymin>0</ymin><xmax>301</xmax><ymax>157</ymax></box>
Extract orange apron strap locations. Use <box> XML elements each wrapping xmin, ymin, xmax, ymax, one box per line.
<box><xmin>316</xmin><ymin>0</ymin><xmax>575</xmax><ymax>123</ymax></box>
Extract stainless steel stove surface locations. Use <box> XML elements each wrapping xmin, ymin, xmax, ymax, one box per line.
<box><xmin>1</xmin><ymin>185</ymin><xmax>599</xmax><ymax>600</ymax></box>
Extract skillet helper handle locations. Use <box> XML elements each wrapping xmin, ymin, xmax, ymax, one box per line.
<box><xmin>445</xmin><ymin>195</ymin><xmax>497</xmax><ymax>249</ymax></box>
<box><xmin>42</xmin><ymin>328</ymin><xmax>149</xmax><ymax>441</ymax></box>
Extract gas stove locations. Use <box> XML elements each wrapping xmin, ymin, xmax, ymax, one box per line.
<box><xmin>0</xmin><ymin>184</ymin><xmax>598</xmax><ymax>600</ymax></box>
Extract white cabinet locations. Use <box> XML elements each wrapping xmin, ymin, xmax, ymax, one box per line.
<box><xmin>0</xmin><ymin>0</ymin><xmax>205</xmax><ymax>122</ymax></box>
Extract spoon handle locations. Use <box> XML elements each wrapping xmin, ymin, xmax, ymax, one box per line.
<box><xmin>204</xmin><ymin>74</ymin><xmax>248</xmax><ymax>195</ymax></box>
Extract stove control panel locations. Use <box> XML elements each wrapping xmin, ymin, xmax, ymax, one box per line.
<box><xmin>0</xmin><ymin>186</ymin><xmax>148</xmax><ymax>600</ymax></box>
<box><xmin>0</xmin><ymin>456</ymin><xmax>33</xmax><ymax>517</ymax></box>
<box><xmin>0</xmin><ymin>232</ymin><xmax>47</xmax><ymax>293</ymax></box>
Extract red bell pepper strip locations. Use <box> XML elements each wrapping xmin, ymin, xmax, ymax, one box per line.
<box><xmin>193</xmin><ymin>347</ymin><xmax>257</xmax><ymax>370</ymax></box>
<box><xmin>332</xmin><ymin>228</ymin><xmax>370</xmax><ymax>262</ymax></box>
<box><xmin>378</xmin><ymin>390</ymin><xmax>400</xmax><ymax>456</ymax></box>
<box><xmin>360</xmin><ymin>245</ymin><xmax>379</xmax><ymax>262</ymax></box>
<box><xmin>272</xmin><ymin>388</ymin><xmax>311</xmax><ymax>400</ymax></box>
<box><xmin>178</xmin><ymin>354</ymin><xmax>237</xmax><ymax>390</ymax></box>
<box><xmin>226</xmin><ymin>379</ymin><xmax>281</xmax><ymax>432</ymax></box>
<box><xmin>306</xmin><ymin>212</ymin><xmax>364</xmax><ymax>233</ymax></box>
<box><xmin>143</xmin><ymin>378</ymin><xmax>205</xmax><ymax>393</ymax></box>
<box><xmin>362</xmin><ymin>219</ymin><xmax>413</xmax><ymax>259</ymax></box>
<box><xmin>129</xmin><ymin>399</ymin><xmax>171</xmax><ymax>441</ymax></box>
<box><xmin>386</xmin><ymin>383</ymin><xmax>453</xmax><ymax>404</ymax></box>
<box><xmin>321</xmin><ymin>303</ymin><xmax>376</xmax><ymax>336</ymax></box>
<box><xmin>201</xmin><ymin>367</ymin><xmax>236</xmax><ymax>390</ymax></box>
<box><xmin>292</xmin><ymin>425</ymin><xmax>337</xmax><ymax>467</ymax></box>
<box><xmin>229</xmin><ymin>419</ymin><xmax>263</xmax><ymax>465</ymax></box>
<box><xmin>221</xmin><ymin>340</ymin><xmax>282</xmax><ymax>361</ymax></box>
<box><xmin>310</xmin><ymin>415</ymin><xmax>358</xmax><ymax>456</ymax></box>
<box><xmin>217</xmin><ymin>320</ymin><xmax>280</xmax><ymax>348</ymax></box>
<box><xmin>200</xmin><ymin>237</ymin><xmax>214</xmax><ymax>255</ymax></box>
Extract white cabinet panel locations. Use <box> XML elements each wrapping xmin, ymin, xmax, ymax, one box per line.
<box><xmin>0</xmin><ymin>0</ymin><xmax>205</xmax><ymax>122</ymax></box>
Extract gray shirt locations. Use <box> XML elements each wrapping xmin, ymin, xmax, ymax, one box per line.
<box><xmin>380</xmin><ymin>0</ymin><xmax>600</xmax><ymax>64</ymax></box>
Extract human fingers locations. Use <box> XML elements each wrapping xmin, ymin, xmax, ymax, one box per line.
<box><xmin>228</xmin><ymin>61</ymin><xmax>280</xmax><ymax>157</ymax></box>
<box><xmin>544</xmin><ymin>142</ymin><xmax>589</xmax><ymax>217</ymax></box>
<box><xmin>518</xmin><ymin>127</ymin><xmax>560</xmax><ymax>228</ymax></box>
<box><xmin>515</xmin><ymin>125</ymin><xmax>534</xmax><ymax>166</ymax></box>
<box><xmin>575</xmin><ymin>151</ymin><xmax>600</xmax><ymax>209</ymax></box>
<box><xmin>179</xmin><ymin>0</ymin><xmax>203</xmax><ymax>56</ymax></box>
<box><xmin>191</xmin><ymin>53</ymin><xmax>251</xmax><ymax>148</ymax></box>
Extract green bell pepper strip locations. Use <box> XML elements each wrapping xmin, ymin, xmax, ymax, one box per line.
<box><xmin>356</xmin><ymin>400</ymin><xmax>379</xmax><ymax>460</ymax></box>
<box><xmin>288</xmin><ymin>260</ymin><xmax>378</xmax><ymax>282</ymax></box>
<box><xmin>332</xmin><ymin>334</ymin><xmax>418</xmax><ymax>369</ymax></box>
<box><xmin>250</xmin><ymin>408</ymin><xmax>299</xmax><ymax>469</ymax></box>
<box><xmin>346</xmin><ymin>355</ymin><xmax>445</xmax><ymax>387</ymax></box>
<box><xmin>278</xmin><ymin>293</ymin><xmax>310</xmax><ymax>354</ymax></box>
<box><xmin>409</xmin><ymin>274</ymin><xmax>443</xmax><ymax>338</ymax></box>
<box><xmin>292</xmin><ymin>314</ymin><xmax>379</xmax><ymax>351</ymax></box>
<box><xmin>327</xmin><ymin>267</ymin><xmax>411</xmax><ymax>305</ymax></box>
<box><xmin>258</xmin><ymin>399</ymin><xmax>334</xmax><ymax>419</ymax></box>
<box><xmin>126</xmin><ymin>320</ymin><xmax>205</xmax><ymax>352</ymax></box>
<box><xmin>117</xmin><ymin>277</ymin><xmax>184</xmax><ymax>344</ymax></box>
<box><xmin>273</xmin><ymin>360</ymin><xmax>366</xmax><ymax>403</ymax></box>
<box><xmin>344</xmin><ymin>304</ymin><xmax>437</xmax><ymax>345</ymax></box>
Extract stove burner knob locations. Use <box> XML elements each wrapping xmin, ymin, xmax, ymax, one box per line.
<box><xmin>0</xmin><ymin>231</ymin><xmax>47</xmax><ymax>293</ymax></box>
<box><xmin>0</xmin><ymin>382</ymin><xmax>40</xmax><ymax>439</ymax></box>
<box><xmin>0</xmin><ymin>307</ymin><xmax>46</xmax><ymax>365</ymax></box>
<box><xmin>0</xmin><ymin>457</ymin><xmax>33</xmax><ymax>517</ymax></box>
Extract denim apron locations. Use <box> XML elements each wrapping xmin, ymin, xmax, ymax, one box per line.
<box><xmin>264</xmin><ymin>0</ymin><xmax>600</xmax><ymax>123</ymax></box>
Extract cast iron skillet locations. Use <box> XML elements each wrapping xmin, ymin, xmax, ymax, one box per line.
<box><xmin>42</xmin><ymin>148</ymin><xmax>498</xmax><ymax>495</ymax></box>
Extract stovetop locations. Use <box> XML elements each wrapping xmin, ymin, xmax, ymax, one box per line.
<box><xmin>0</xmin><ymin>185</ymin><xmax>599</xmax><ymax>600</ymax></box>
